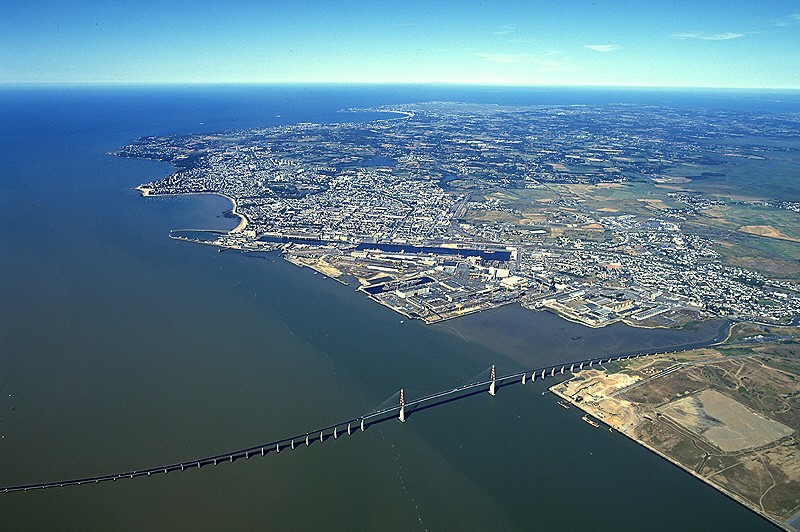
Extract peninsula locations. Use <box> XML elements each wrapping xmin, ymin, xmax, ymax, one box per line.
<box><xmin>114</xmin><ymin>102</ymin><xmax>800</xmax><ymax>328</ymax></box>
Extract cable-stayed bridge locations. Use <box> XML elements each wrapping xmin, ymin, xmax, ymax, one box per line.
<box><xmin>1</xmin><ymin>351</ymin><xmax>662</xmax><ymax>493</ymax></box>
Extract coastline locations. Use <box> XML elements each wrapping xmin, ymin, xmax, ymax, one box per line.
<box><xmin>132</xmin><ymin>186</ymin><xmax>741</xmax><ymax>344</ymax></box>
<box><xmin>135</xmin><ymin>185</ymin><xmax>248</xmax><ymax>234</ymax></box>
<box><xmin>8</xmin><ymin>82</ymin><xmax>795</xmax><ymax>531</ymax></box>
<box><xmin>550</xmin><ymin>360</ymin><xmax>794</xmax><ymax>532</ymax></box>
<box><xmin>224</xmin><ymin>193</ymin><xmax>249</xmax><ymax>233</ymax></box>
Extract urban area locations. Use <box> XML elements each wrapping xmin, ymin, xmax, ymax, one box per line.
<box><xmin>116</xmin><ymin>102</ymin><xmax>800</xmax><ymax>329</ymax></box>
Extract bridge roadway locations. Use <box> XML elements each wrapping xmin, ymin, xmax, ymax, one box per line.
<box><xmin>1</xmin><ymin>351</ymin><xmax>663</xmax><ymax>493</ymax></box>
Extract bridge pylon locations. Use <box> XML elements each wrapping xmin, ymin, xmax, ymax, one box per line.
<box><xmin>489</xmin><ymin>365</ymin><xmax>496</xmax><ymax>396</ymax></box>
<box><xmin>399</xmin><ymin>389</ymin><xmax>406</xmax><ymax>423</ymax></box>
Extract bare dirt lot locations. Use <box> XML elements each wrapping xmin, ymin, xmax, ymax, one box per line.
<box><xmin>551</xmin><ymin>334</ymin><xmax>800</xmax><ymax>529</ymax></box>
<box><xmin>660</xmin><ymin>389</ymin><xmax>793</xmax><ymax>453</ymax></box>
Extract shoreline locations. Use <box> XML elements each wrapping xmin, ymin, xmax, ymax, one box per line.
<box><xmin>550</xmin><ymin>366</ymin><xmax>791</xmax><ymax>531</ymax></box>
<box><xmin>135</xmin><ymin>186</ymin><xmax>248</xmax><ymax>234</ymax></box>
<box><xmin>133</xmin><ymin>186</ymin><xmax>744</xmax><ymax>344</ymax></box>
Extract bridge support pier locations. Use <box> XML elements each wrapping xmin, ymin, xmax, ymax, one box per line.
<box><xmin>348</xmin><ymin>422</ymin><xmax>352</xmax><ymax>436</ymax></box>
<box><xmin>291</xmin><ymin>439</ymin><xmax>295</xmax><ymax>450</ymax></box>
<box><xmin>399</xmin><ymin>389</ymin><xmax>406</xmax><ymax>423</ymax></box>
<box><xmin>489</xmin><ymin>365</ymin><xmax>496</xmax><ymax>396</ymax></box>
<box><xmin>305</xmin><ymin>435</ymin><xmax>310</xmax><ymax>446</ymax></box>
<box><xmin>334</xmin><ymin>427</ymin><xmax>338</xmax><ymax>439</ymax></box>
<box><xmin>360</xmin><ymin>418</ymin><xmax>365</xmax><ymax>432</ymax></box>
<box><xmin>320</xmin><ymin>431</ymin><xmax>324</xmax><ymax>443</ymax></box>
<box><xmin>522</xmin><ymin>373</ymin><xmax>526</xmax><ymax>385</ymax></box>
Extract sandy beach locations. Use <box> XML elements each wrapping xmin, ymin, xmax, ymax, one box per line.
<box><xmin>223</xmin><ymin>193</ymin><xmax>249</xmax><ymax>233</ymax></box>
<box><xmin>135</xmin><ymin>186</ymin><xmax>248</xmax><ymax>234</ymax></box>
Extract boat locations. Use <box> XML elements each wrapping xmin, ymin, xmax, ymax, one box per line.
<box><xmin>582</xmin><ymin>415</ymin><xmax>600</xmax><ymax>428</ymax></box>
<box><xmin>558</xmin><ymin>400</ymin><xmax>570</xmax><ymax>409</ymax></box>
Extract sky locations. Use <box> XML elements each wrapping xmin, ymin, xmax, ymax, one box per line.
<box><xmin>2</xmin><ymin>0</ymin><xmax>799</xmax><ymax>88</ymax></box>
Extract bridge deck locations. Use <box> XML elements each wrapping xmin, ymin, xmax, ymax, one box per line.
<box><xmin>1</xmin><ymin>352</ymin><xmax>658</xmax><ymax>493</ymax></box>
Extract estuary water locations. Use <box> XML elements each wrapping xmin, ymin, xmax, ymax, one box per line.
<box><xmin>0</xmin><ymin>85</ymin><xmax>783</xmax><ymax>530</ymax></box>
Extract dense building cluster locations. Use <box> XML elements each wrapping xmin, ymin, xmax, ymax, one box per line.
<box><xmin>116</xmin><ymin>102</ymin><xmax>800</xmax><ymax>327</ymax></box>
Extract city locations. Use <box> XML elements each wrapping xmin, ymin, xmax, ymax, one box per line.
<box><xmin>117</xmin><ymin>102</ymin><xmax>800</xmax><ymax>328</ymax></box>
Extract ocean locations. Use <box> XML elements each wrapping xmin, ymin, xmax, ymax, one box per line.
<box><xmin>0</xmin><ymin>84</ymin><xmax>786</xmax><ymax>530</ymax></box>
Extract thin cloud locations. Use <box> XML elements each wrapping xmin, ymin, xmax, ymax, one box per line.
<box><xmin>493</xmin><ymin>25</ymin><xmax>516</xmax><ymax>35</ymax></box>
<box><xmin>774</xmin><ymin>13</ymin><xmax>800</xmax><ymax>26</ymax></box>
<box><xmin>672</xmin><ymin>32</ymin><xmax>744</xmax><ymax>40</ymax></box>
<box><xmin>583</xmin><ymin>44</ymin><xmax>620</xmax><ymax>52</ymax></box>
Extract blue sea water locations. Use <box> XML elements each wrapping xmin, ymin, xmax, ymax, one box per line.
<box><xmin>0</xmin><ymin>84</ymin><xmax>788</xmax><ymax>530</ymax></box>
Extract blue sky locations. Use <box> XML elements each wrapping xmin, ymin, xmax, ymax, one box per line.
<box><xmin>2</xmin><ymin>0</ymin><xmax>799</xmax><ymax>88</ymax></box>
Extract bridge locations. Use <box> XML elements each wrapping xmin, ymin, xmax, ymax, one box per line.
<box><xmin>1</xmin><ymin>351</ymin><xmax>662</xmax><ymax>493</ymax></box>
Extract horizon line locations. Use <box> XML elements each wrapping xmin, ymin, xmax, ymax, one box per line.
<box><xmin>2</xmin><ymin>81</ymin><xmax>800</xmax><ymax>92</ymax></box>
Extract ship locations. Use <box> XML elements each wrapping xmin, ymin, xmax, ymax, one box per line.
<box><xmin>582</xmin><ymin>414</ymin><xmax>600</xmax><ymax>427</ymax></box>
